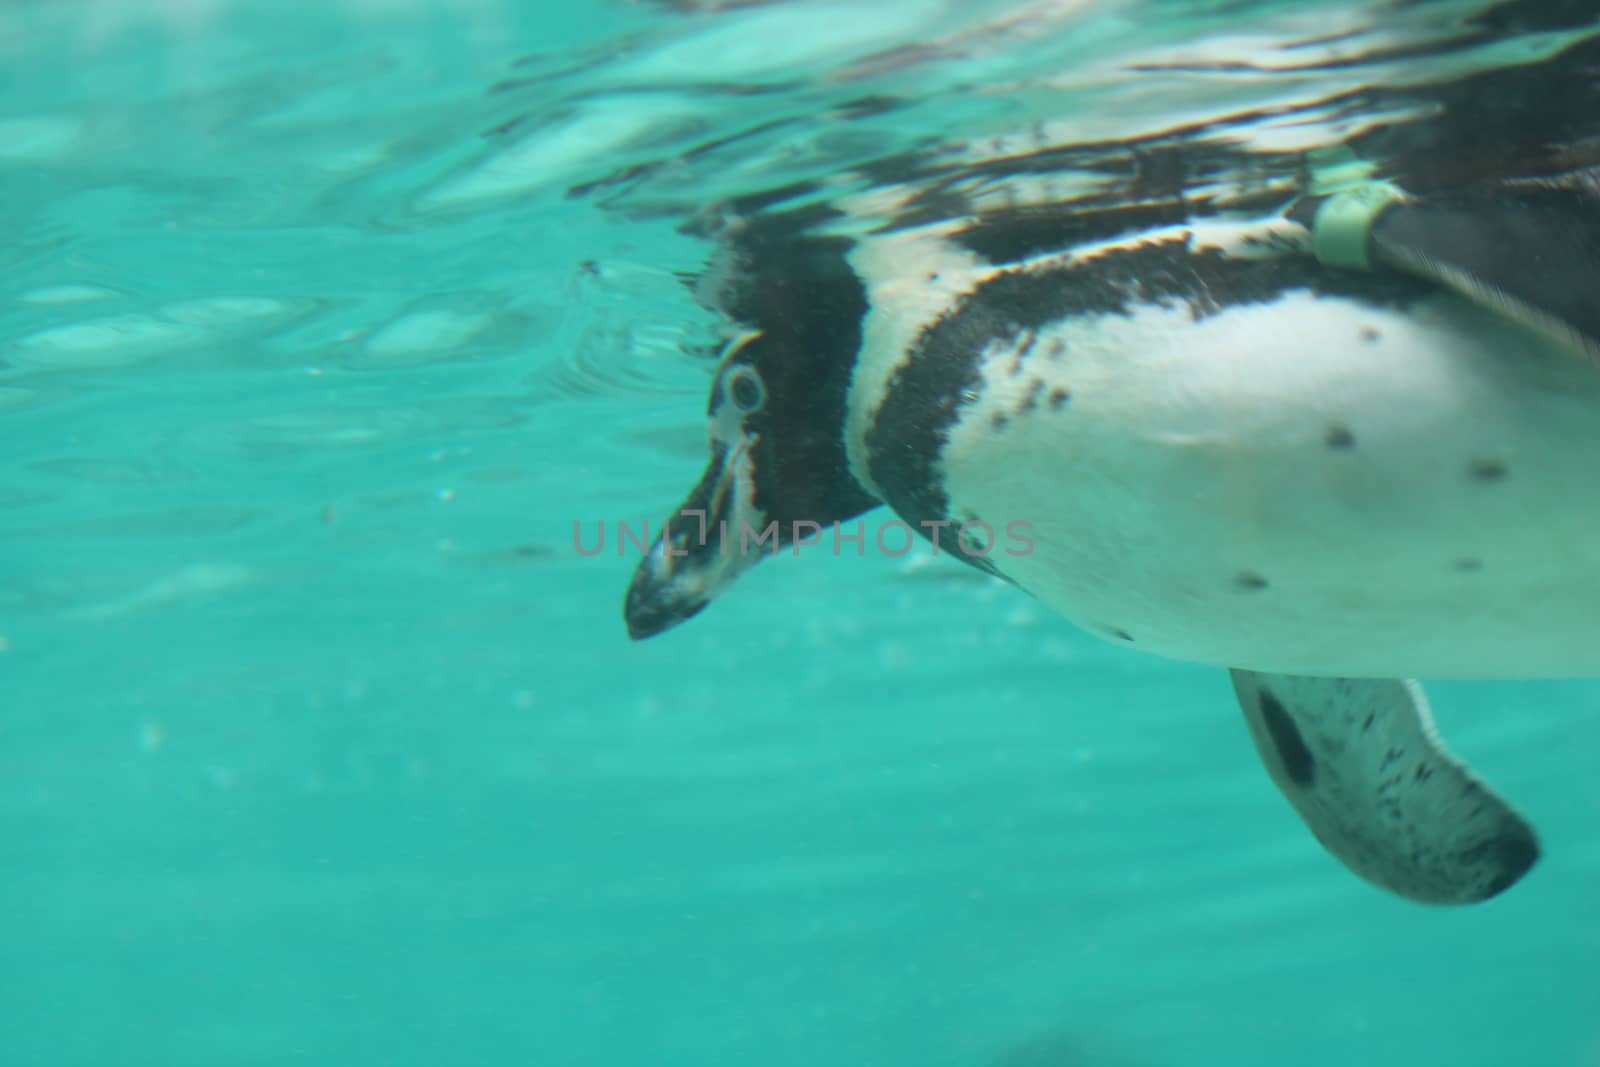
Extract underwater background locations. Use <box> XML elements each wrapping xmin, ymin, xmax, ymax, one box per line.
<box><xmin>3</xmin><ymin>2</ymin><xmax>1599</xmax><ymax>1064</ymax></box>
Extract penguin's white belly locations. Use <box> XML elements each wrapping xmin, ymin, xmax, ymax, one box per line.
<box><xmin>939</xmin><ymin>291</ymin><xmax>1600</xmax><ymax>679</ymax></box>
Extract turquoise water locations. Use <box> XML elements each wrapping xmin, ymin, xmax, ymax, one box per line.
<box><xmin>4</xmin><ymin>2</ymin><xmax>1600</xmax><ymax>1065</ymax></box>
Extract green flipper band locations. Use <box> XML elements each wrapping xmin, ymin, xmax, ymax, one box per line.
<box><xmin>1312</xmin><ymin>181</ymin><xmax>1412</xmax><ymax>271</ymax></box>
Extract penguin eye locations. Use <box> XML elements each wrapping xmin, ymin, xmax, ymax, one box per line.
<box><xmin>725</xmin><ymin>367</ymin><xmax>766</xmax><ymax>414</ymax></box>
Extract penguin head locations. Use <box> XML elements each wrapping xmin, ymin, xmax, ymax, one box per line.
<box><xmin>624</xmin><ymin>326</ymin><xmax>878</xmax><ymax>640</ymax></box>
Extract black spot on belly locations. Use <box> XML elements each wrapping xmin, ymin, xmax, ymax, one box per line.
<box><xmin>1108</xmin><ymin>626</ymin><xmax>1135</xmax><ymax>642</ymax></box>
<box><xmin>1454</xmin><ymin>557</ymin><xmax>1484</xmax><ymax>573</ymax></box>
<box><xmin>1235</xmin><ymin>571</ymin><xmax>1269</xmax><ymax>591</ymax></box>
<box><xmin>1469</xmin><ymin>458</ymin><xmax>1509</xmax><ymax>483</ymax></box>
<box><xmin>1324</xmin><ymin>424</ymin><xmax>1356</xmax><ymax>450</ymax></box>
<box><xmin>1017</xmin><ymin>378</ymin><xmax>1045</xmax><ymax>415</ymax></box>
<box><xmin>1257</xmin><ymin>689</ymin><xmax>1315</xmax><ymax>786</ymax></box>
<box><xmin>991</xmin><ymin>411</ymin><xmax>1010</xmax><ymax>431</ymax></box>
<box><xmin>1008</xmin><ymin>330</ymin><xmax>1037</xmax><ymax>376</ymax></box>
<box><xmin>1360</xmin><ymin>326</ymin><xmax>1382</xmax><ymax>343</ymax></box>
<box><xmin>1048</xmin><ymin>387</ymin><xmax>1071</xmax><ymax>410</ymax></box>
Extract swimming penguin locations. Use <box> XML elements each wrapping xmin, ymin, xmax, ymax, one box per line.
<box><xmin>623</xmin><ymin>163</ymin><xmax>1600</xmax><ymax>905</ymax></box>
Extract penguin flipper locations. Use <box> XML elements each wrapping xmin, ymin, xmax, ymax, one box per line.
<box><xmin>1229</xmin><ymin>668</ymin><xmax>1540</xmax><ymax>905</ymax></box>
<box><xmin>1367</xmin><ymin>179</ymin><xmax>1600</xmax><ymax>361</ymax></box>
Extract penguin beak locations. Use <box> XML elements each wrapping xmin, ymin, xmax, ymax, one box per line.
<box><xmin>623</xmin><ymin>540</ymin><xmax>713</xmax><ymax>640</ymax></box>
<box><xmin>624</xmin><ymin>442</ymin><xmax>766</xmax><ymax>640</ymax></box>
